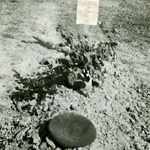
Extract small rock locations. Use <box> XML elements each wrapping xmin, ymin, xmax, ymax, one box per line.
<box><xmin>29</xmin><ymin>100</ymin><xmax>37</xmax><ymax>106</ymax></box>
<box><xmin>32</xmin><ymin>145</ymin><xmax>39</xmax><ymax>150</ymax></box>
<box><xmin>40</xmin><ymin>142</ymin><xmax>48</xmax><ymax>149</ymax></box>
<box><xmin>35</xmin><ymin>107</ymin><xmax>42</xmax><ymax>115</ymax></box>
<box><xmin>55</xmin><ymin>147</ymin><xmax>61</xmax><ymax>150</ymax></box>
<box><xmin>17</xmin><ymin>102</ymin><xmax>23</xmax><ymax>112</ymax></box>
<box><xmin>33</xmin><ymin>132</ymin><xmax>41</xmax><ymax>145</ymax></box>
<box><xmin>39</xmin><ymin>106</ymin><xmax>43</xmax><ymax>110</ymax></box>
<box><xmin>45</xmin><ymin>97</ymin><xmax>52</xmax><ymax>103</ymax></box>
<box><xmin>34</xmin><ymin>93</ymin><xmax>38</xmax><ymax>99</ymax></box>
<box><xmin>19</xmin><ymin>116</ymin><xmax>31</xmax><ymax>126</ymax></box>
<box><xmin>141</xmin><ymin>102</ymin><xmax>146</xmax><ymax>107</ymax></box>
<box><xmin>43</xmin><ymin>104</ymin><xmax>48</xmax><ymax>111</ymax></box>
<box><xmin>46</xmin><ymin>137</ymin><xmax>56</xmax><ymax>149</ymax></box>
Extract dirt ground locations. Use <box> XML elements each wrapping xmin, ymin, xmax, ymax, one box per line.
<box><xmin>0</xmin><ymin>0</ymin><xmax>150</xmax><ymax>150</ymax></box>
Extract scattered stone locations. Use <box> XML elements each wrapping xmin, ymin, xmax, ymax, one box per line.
<box><xmin>33</xmin><ymin>132</ymin><xmax>41</xmax><ymax>145</ymax></box>
<box><xmin>43</xmin><ymin>104</ymin><xmax>49</xmax><ymax>111</ymax></box>
<box><xmin>45</xmin><ymin>97</ymin><xmax>52</xmax><ymax>103</ymax></box>
<box><xmin>32</xmin><ymin>145</ymin><xmax>39</xmax><ymax>149</ymax></box>
<box><xmin>40</xmin><ymin>142</ymin><xmax>48</xmax><ymax>149</ymax></box>
<box><xmin>29</xmin><ymin>99</ymin><xmax>37</xmax><ymax>106</ymax></box>
<box><xmin>141</xmin><ymin>102</ymin><xmax>146</xmax><ymax>107</ymax></box>
<box><xmin>19</xmin><ymin>116</ymin><xmax>31</xmax><ymax>126</ymax></box>
<box><xmin>16</xmin><ymin>102</ymin><xmax>23</xmax><ymax>112</ymax></box>
<box><xmin>55</xmin><ymin>147</ymin><xmax>62</xmax><ymax>150</ymax></box>
<box><xmin>46</xmin><ymin>137</ymin><xmax>56</xmax><ymax>149</ymax></box>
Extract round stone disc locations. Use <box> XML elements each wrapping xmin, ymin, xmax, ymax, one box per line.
<box><xmin>49</xmin><ymin>113</ymin><xmax>96</xmax><ymax>148</ymax></box>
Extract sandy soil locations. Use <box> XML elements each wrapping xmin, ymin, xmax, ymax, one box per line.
<box><xmin>0</xmin><ymin>0</ymin><xmax>150</xmax><ymax>150</ymax></box>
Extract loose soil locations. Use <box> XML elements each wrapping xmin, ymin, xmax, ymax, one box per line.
<box><xmin>0</xmin><ymin>0</ymin><xmax>150</xmax><ymax>150</ymax></box>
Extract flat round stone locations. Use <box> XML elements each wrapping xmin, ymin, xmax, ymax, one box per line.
<box><xmin>49</xmin><ymin>113</ymin><xmax>96</xmax><ymax>148</ymax></box>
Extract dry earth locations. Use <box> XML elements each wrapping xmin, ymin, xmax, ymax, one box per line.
<box><xmin>0</xmin><ymin>0</ymin><xmax>150</xmax><ymax>150</ymax></box>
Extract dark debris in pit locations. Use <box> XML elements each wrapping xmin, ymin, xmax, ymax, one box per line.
<box><xmin>10</xmin><ymin>28</ymin><xmax>118</xmax><ymax>113</ymax></box>
<box><xmin>2</xmin><ymin>27</ymin><xmax>121</xmax><ymax>149</ymax></box>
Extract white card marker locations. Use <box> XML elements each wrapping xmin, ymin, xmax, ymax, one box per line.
<box><xmin>76</xmin><ymin>0</ymin><xmax>99</xmax><ymax>25</ymax></box>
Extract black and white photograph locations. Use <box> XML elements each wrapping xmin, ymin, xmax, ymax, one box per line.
<box><xmin>0</xmin><ymin>0</ymin><xmax>150</xmax><ymax>149</ymax></box>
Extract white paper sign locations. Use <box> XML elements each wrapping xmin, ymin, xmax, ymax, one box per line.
<box><xmin>76</xmin><ymin>0</ymin><xmax>99</xmax><ymax>25</ymax></box>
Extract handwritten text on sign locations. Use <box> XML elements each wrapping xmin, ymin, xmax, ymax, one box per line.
<box><xmin>76</xmin><ymin>0</ymin><xmax>99</xmax><ymax>25</ymax></box>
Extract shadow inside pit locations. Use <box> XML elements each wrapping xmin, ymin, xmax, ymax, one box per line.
<box><xmin>38</xmin><ymin>120</ymin><xmax>50</xmax><ymax>143</ymax></box>
<box><xmin>11</xmin><ymin>32</ymin><xmax>101</xmax><ymax>110</ymax></box>
<box><xmin>10</xmin><ymin>62</ymin><xmax>91</xmax><ymax>115</ymax></box>
<box><xmin>10</xmin><ymin>65</ymin><xmax>71</xmax><ymax>104</ymax></box>
<box><xmin>38</xmin><ymin>119</ymin><xmax>67</xmax><ymax>150</ymax></box>
<box><xmin>22</xmin><ymin>36</ymin><xmax>55</xmax><ymax>50</ymax></box>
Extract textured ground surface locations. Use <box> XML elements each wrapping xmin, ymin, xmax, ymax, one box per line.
<box><xmin>0</xmin><ymin>0</ymin><xmax>150</xmax><ymax>150</ymax></box>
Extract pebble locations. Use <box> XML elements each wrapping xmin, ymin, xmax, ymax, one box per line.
<box><xmin>55</xmin><ymin>147</ymin><xmax>61</xmax><ymax>150</ymax></box>
<box><xmin>33</xmin><ymin>132</ymin><xmax>41</xmax><ymax>145</ymax></box>
<box><xmin>29</xmin><ymin>99</ymin><xmax>37</xmax><ymax>106</ymax></box>
<box><xmin>141</xmin><ymin>102</ymin><xmax>146</xmax><ymax>107</ymax></box>
<box><xmin>46</xmin><ymin>137</ymin><xmax>56</xmax><ymax>149</ymax></box>
<box><xmin>19</xmin><ymin>116</ymin><xmax>31</xmax><ymax>126</ymax></box>
<box><xmin>40</xmin><ymin>142</ymin><xmax>48</xmax><ymax>149</ymax></box>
